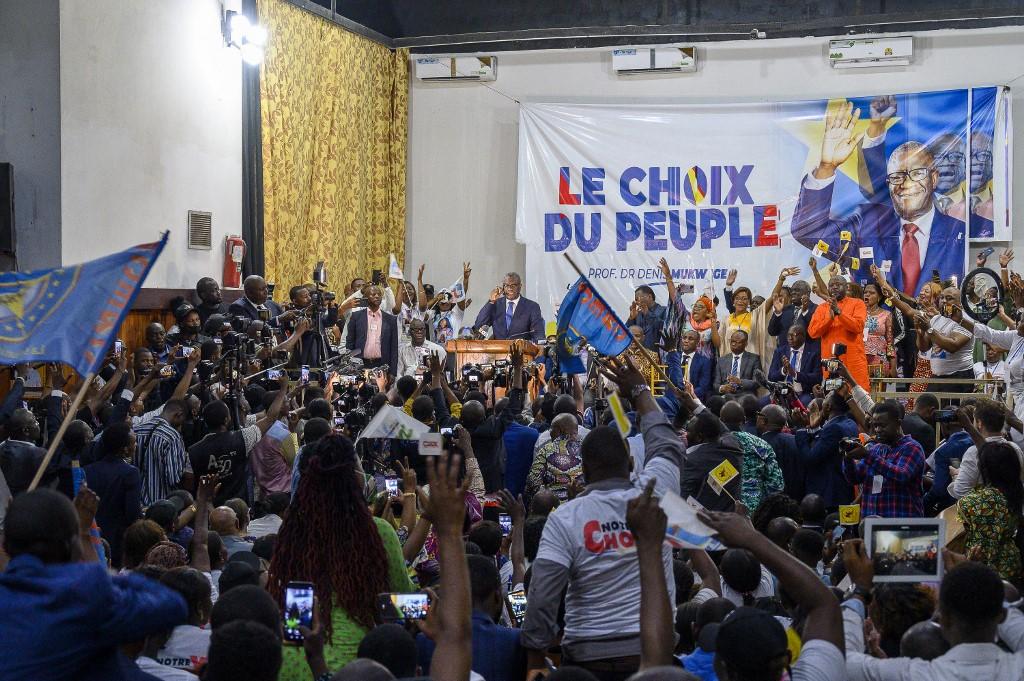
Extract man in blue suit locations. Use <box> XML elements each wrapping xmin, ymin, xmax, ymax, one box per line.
<box><xmin>791</xmin><ymin>100</ymin><xmax>965</xmax><ymax>297</ymax></box>
<box><xmin>794</xmin><ymin>391</ymin><xmax>860</xmax><ymax>510</ymax></box>
<box><xmin>473</xmin><ymin>272</ymin><xmax>545</xmax><ymax>341</ymax></box>
<box><xmin>658</xmin><ymin>329</ymin><xmax>714</xmax><ymax>418</ymax></box>
<box><xmin>766</xmin><ymin>324</ymin><xmax>822</xmax><ymax>406</ymax></box>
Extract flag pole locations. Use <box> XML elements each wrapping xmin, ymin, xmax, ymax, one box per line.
<box><xmin>27</xmin><ymin>371</ymin><xmax>95</xmax><ymax>492</ymax></box>
<box><xmin>561</xmin><ymin>254</ymin><xmax>681</xmax><ymax>394</ymax></box>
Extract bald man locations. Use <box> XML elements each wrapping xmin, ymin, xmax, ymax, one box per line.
<box><xmin>792</xmin><ymin>97</ymin><xmax>966</xmax><ymax>296</ymax></box>
<box><xmin>808</xmin><ymin>273</ymin><xmax>868</xmax><ymax>389</ymax></box>
<box><xmin>227</xmin><ymin>275</ymin><xmax>293</xmax><ymax>327</ymax></box>
<box><xmin>210</xmin><ymin>507</ymin><xmax>253</xmax><ymax>557</ymax></box>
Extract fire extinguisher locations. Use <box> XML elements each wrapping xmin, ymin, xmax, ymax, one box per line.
<box><xmin>223</xmin><ymin>235</ymin><xmax>245</xmax><ymax>289</ymax></box>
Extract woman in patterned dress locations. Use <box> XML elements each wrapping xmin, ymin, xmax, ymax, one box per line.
<box><xmin>863</xmin><ymin>282</ymin><xmax>896</xmax><ymax>378</ymax></box>
<box><xmin>957</xmin><ymin>440</ymin><xmax>1023</xmax><ymax>581</ymax></box>
<box><xmin>526</xmin><ymin>414</ymin><xmax>583</xmax><ymax>502</ymax></box>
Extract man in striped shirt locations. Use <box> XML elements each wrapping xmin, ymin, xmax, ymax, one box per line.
<box><xmin>133</xmin><ymin>399</ymin><xmax>190</xmax><ymax>506</ymax></box>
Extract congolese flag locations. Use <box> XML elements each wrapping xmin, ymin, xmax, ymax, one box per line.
<box><xmin>0</xmin><ymin>233</ymin><xmax>167</xmax><ymax>375</ymax></box>
<box><xmin>555</xmin><ymin>275</ymin><xmax>632</xmax><ymax>374</ymax></box>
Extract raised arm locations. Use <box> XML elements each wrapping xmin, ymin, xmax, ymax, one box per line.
<box><xmin>190</xmin><ymin>474</ymin><xmax>215</xmax><ymax>573</ymax></box>
<box><xmin>421</xmin><ymin>452</ymin><xmax>473</xmax><ymax>681</ymax></box>
<box><xmin>659</xmin><ymin>257</ymin><xmax>677</xmax><ymax>306</ymax></box>
<box><xmin>171</xmin><ymin>351</ymin><xmax>202</xmax><ymax>401</ymax></box>
<box><xmin>627</xmin><ymin>479</ymin><xmax>675</xmax><ymax>669</ymax></box>
<box><xmin>458</xmin><ymin>261</ymin><xmax>472</xmax><ymax>311</ymax></box>
<box><xmin>700</xmin><ymin>510</ymin><xmax>843</xmax><ymax>649</ymax></box>
<box><xmin>255</xmin><ymin>373</ymin><xmax>290</xmax><ymax>434</ymax></box>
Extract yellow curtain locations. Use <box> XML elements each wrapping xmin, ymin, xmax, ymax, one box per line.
<box><xmin>258</xmin><ymin>0</ymin><xmax>407</xmax><ymax>295</ymax></box>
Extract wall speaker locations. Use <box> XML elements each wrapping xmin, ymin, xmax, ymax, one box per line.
<box><xmin>0</xmin><ymin>163</ymin><xmax>14</xmax><ymax>255</ymax></box>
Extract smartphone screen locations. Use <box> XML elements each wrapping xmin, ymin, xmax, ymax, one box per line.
<box><xmin>159</xmin><ymin>365</ymin><xmax>175</xmax><ymax>378</ymax></box>
<box><xmin>300</xmin><ymin>365</ymin><xmax>310</xmax><ymax>385</ymax></box>
<box><xmin>378</xmin><ymin>592</ymin><xmax>430</xmax><ymax>622</ymax></box>
<box><xmin>113</xmin><ymin>340</ymin><xmax>123</xmax><ymax>357</ymax></box>
<box><xmin>268</xmin><ymin>369</ymin><xmax>282</xmax><ymax>380</ymax></box>
<box><xmin>506</xmin><ymin>589</ymin><xmax>528</xmax><ymax>625</ymax></box>
<box><xmin>283</xmin><ymin>581</ymin><xmax>315</xmax><ymax>643</ymax></box>
<box><xmin>334</xmin><ymin>416</ymin><xmax>345</xmax><ymax>428</ymax></box>
<box><xmin>181</xmin><ymin>346</ymin><xmax>193</xmax><ymax>358</ymax></box>
<box><xmin>385</xmin><ymin>477</ymin><xmax>399</xmax><ymax>497</ymax></box>
<box><xmin>499</xmin><ymin>513</ymin><xmax>512</xmax><ymax>536</ymax></box>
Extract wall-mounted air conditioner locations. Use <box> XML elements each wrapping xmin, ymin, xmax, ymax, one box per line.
<box><xmin>612</xmin><ymin>47</ymin><xmax>696</xmax><ymax>75</ymax></box>
<box><xmin>414</xmin><ymin>56</ymin><xmax>497</xmax><ymax>82</ymax></box>
<box><xmin>829</xmin><ymin>37</ymin><xmax>913</xmax><ymax>69</ymax></box>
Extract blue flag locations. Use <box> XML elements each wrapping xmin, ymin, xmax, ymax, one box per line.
<box><xmin>555</xmin><ymin>276</ymin><xmax>632</xmax><ymax>374</ymax></box>
<box><xmin>0</xmin><ymin>234</ymin><xmax>167</xmax><ymax>376</ymax></box>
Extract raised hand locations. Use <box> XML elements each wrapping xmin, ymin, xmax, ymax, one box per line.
<box><xmin>808</xmin><ymin>256</ymin><xmax>818</xmax><ymax>271</ymax></box>
<box><xmin>725</xmin><ymin>269</ymin><xmax>738</xmax><ymax>287</ymax></box>
<box><xmin>779</xmin><ymin>266</ymin><xmax>801</xmax><ymax>280</ymax></box>
<box><xmin>597</xmin><ymin>354</ymin><xmax>648</xmax><ymax>398</ymax></box>
<box><xmin>394</xmin><ymin>457</ymin><xmax>417</xmax><ymax>494</ymax></box>
<box><xmin>1001</xmin><ymin>249</ymin><xmax>1015</xmax><ymax>269</ymax></box>
<box><xmin>625</xmin><ymin>479</ymin><xmax>667</xmax><ymax>547</ymax></box>
<box><xmin>866</xmin><ymin>95</ymin><xmax>897</xmax><ymax>138</ymax></box>
<box><xmin>73</xmin><ymin>484</ymin><xmax>99</xmax><ymax>531</ymax></box>
<box><xmin>695</xmin><ymin>510</ymin><xmax>760</xmax><ymax>548</ymax></box>
<box><xmin>489</xmin><ymin>286</ymin><xmax>501</xmax><ymax>303</ymax></box>
<box><xmin>817</xmin><ymin>101</ymin><xmax>863</xmax><ymax>178</ymax></box>
<box><xmin>462</xmin><ymin>261</ymin><xmax>471</xmax><ymax>279</ymax></box>
<box><xmin>772</xmin><ymin>294</ymin><xmax>786</xmax><ymax>315</ymax></box>
<box><xmin>418</xmin><ymin>264</ymin><xmax>426</xmax><ymax>281</ymax></box>
<box><xmin>424</xmin><ymin>451</ymin><xmax>467</xmax><ymax>535</ymax></box>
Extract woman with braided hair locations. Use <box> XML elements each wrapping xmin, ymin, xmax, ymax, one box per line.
<box><xmin>270</xmin><ymin>435</ymin><xmax>414</xmax><ymax>680</ymax></box>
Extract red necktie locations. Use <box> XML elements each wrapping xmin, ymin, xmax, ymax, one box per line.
<box><xmin>901</xmin><ymin>223</ymin><xmax>921</xmax><ymax>295</ymax></box>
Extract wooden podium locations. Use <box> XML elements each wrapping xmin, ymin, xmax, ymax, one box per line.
<box><xmin>444</xmin><ymin>339</ymin><xmax>540</xmax><ymax>369</ymax></box>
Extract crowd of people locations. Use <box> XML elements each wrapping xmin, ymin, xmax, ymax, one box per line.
<box><xmin>3</xmin><ymin>252</ymin><xmax>1024</xmax><ymax>681</ymax></box>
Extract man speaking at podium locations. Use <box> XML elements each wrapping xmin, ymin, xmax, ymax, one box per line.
<box><xmin>473</xmin><ymin>272</ymin><xmax>545</xmax><ymax>341</ymax></box>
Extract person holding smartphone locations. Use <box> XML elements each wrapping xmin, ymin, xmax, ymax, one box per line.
<box><xmin>269</xmin><ymin>434</ymin><xmax>414</xmax><ymax>679</ymax></box>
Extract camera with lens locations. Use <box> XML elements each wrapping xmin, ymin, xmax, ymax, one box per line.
<box><xmin>229</xmin><ymin>316</ymin><xmax>250</xmax><ymax>333</ymax></box>
<box><xmin>492</xmin><ymin>358</ymin><xmax>511</xmax><ymax>387</ymax></box>
<box><xmin>462</xmin><ymin>363</ymin><xmax>484</xmax><ymax>388</ymax></box>
<box><xmin>197</xmin><ymin>360</ymin><xmax>217</xmax><ymax>383</ymax></box>
<box><xmin>839</xmin><ymin>437</ymin><xmax>863</xmax><ymax>453</ymax></box>
<box><xmin>934</xmin><ymin>408</ymin><xmax>958</xmax><ymax>423</ymax></box>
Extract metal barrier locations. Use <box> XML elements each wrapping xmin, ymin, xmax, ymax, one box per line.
<box><xmin>869</xmin><ymin>376</ymin><xmax>1010</xmax><ymax>406</ymax></box>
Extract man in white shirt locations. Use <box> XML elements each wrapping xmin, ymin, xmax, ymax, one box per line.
<box><xmin>974</xmin><ymin>342</ymin><xmax>1007</xmax><ymax>396</ymax></box>
<box><xmin>950</xmin><ymin>398</ymin><xmax>1024</xmax><ymax>498</ymax></box>
<box><xmin>397</xmin><ymin>318</ymin><xmax>446</xmax><ymax>377</ymax></box>
<box><xmin>842</xmin><ymin>539</ymin><xmax>1024</xmax><ymax>680</ymax></box>
<box><xmin>521</xmin><ymin>358</ymin><xmax>682</xmax><ymax>675</ymax></box>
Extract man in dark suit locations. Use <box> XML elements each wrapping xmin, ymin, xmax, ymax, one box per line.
<box><xmin>681</xmin><ymin>411</ymin><xmax>743</xmax><ymax>512</ymax></box>
<box><xmin>0</xmin><ymin>409</ymin><xmax>54</xmax><ymax>496</ymax></box>
<box><xmin>83</xmin><ymin>423</ymin><xmax>142</xmax><ymax>569</ymax></box>
<box><xmin>713</xmin><ymin>330</ymin><xmax>762</xmax><ymax>399</ymax></box>
<box><xmin>472</xmin><ymin>272</ymin><xmax>544</xmax><ymax>341</ymax></box>
<box><xmin>791</xmin><ymin>100</ymin><xmax>965</xmax><ymax>296</ymax></box>
<box><xmin>766</xmin><ymin>324</ymin><xmax>822</xmax><ymax>407</ymax></box>
<box><xmin>767</xmin><ymin>280</ymin><xmax>818</xmax><ymax>349</ymax></box>
<box><xmin>658</xmin><ymin>330</ymin><xmax>714</xmax><ymax>419</ymax></box>
<box><xmin>794</xmin><ymin>391</ymin><xmax>860</xmax><ymax>510</ymax></box>
<box><xmin>757</xmin><ymin>404</ymin><xmax>804</xmax><ymax>501</ymax></box>
<box><xmin>227</xmin><ymin>275</ymin><xmax>295</xmax><ymax>327</ymax></box>
<box><xmin>346</xmin><ymin>284</ymin><xmax>399</xmax><ymax>377</ymax></box>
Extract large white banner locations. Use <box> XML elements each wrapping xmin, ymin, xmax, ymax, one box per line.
<box><xmin>515</xmin><ymin>88</ymin><xmax>1010</xmax><ymax>317</ymax></box>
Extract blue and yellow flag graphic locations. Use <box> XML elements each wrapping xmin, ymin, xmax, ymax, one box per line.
<box><xmin>555</xmin><ymin>276</ymin><xmax>632</xmax><ymax>374</ymax></box>
<box><xmin>0</xmin><ymin>233</ymin><xmax>167</xmax><ymax>375</ymax></box>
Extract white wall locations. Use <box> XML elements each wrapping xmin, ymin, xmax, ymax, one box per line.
<box><xmin>408</xmin><ymin>27</ymin><xmax>1024</xmax><ymax>321</ymax></box>
<box><xmin>59</xmin><ymin>0</ymin><xmax>242</xmax><ymax>289</ymax></box>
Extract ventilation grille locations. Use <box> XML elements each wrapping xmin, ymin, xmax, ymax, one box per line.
<box><xmin>187</xmin><ymin>210</ymin><xmax>212</xmax><ymax>250</ymax></box>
